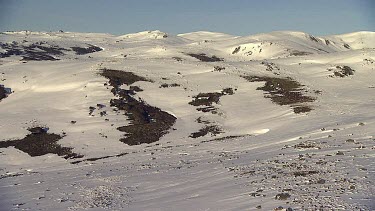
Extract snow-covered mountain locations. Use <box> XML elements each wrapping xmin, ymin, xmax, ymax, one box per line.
<box><xmin>0</xmin><ymin>30</ymin><xmax>374</xmax><ymax>210</ymax></box>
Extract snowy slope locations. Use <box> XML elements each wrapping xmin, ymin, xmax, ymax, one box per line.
<box><xmin>324</xmin><ymin>31</ymin><xmax>375</xmax><ymax>50</ymax></box>
<box><xmin>0</xmin><ymin>30</ymin><xmax>374</xmax><ymax>210</ymax></box>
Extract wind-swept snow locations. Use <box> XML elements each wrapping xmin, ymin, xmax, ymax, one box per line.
<box><xmin>0</xmin><ymin>30</ymin><xmax>374</xmax><ymax>210</ymax></box>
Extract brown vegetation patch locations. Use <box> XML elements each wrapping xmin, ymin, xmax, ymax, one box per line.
<box><xmin>260</xmin><ymin>61</ymin><xmax>280</xmax><ymax>72</ymax></box>
<box><xmin>232</xmin><ymin>46</ymin><xmax>241</xmax><ymax>54</ymax></box>
<box><xmin>189</xmin><ymin>125</ymin><xmax>223</xmax><ymax>138</ymax></box>
<box><xmin>293</xmin><ymin>106</ymin><xmax>313</xmax><ymax>114</ymax></box>
<box><xmin>71</xmin><ymin>44</ymin><xmax>102</xmax><ymax>55</ymax></box>
<box><xmin>0</xmin><ymin>84</ymin><xmax>11</xmax><ymax>101</ymax></box>
<box><xmin>189</xmin><ymin>92</ymin><xmax>222</xmax><ymax>107</ymax></box>
<box><xmin>242</xmin><ymin>75</ymin><xmax>315</xmax><ymax>113</ymax></box>
<box><xmin>0</xmin><ymin>173</ymin><xmax>25</xmax><ymax>180</ymax></box>
<box><xmin>189</xmin><ymin>88</ymin><xmax>234</xmax><ymax>107</ymax></box>
<box><xmin>290</xmin><ymin>50</ymin><xmax>313</xmax><ymax>56</ymax></box>
<box><xmin>172</xmin><ymin>57</ymin><xmax>182</xmax><ymax>61</ymax></box>
<box><xmin>100</xmin><ymin>69</ymin><xmax>176</xmax><ymax>145</ymax></box>
<box><xmin>308</xmin><ymin>35</ymin><xmax>319</xmax><ymax>42</ymax></box>
<box><xmin>213</xmin><ymin>66</ymin><xmax>225</xmax><ymax>72</ymax></box>
<box><xmin>0</xmin><ymin>127</ymin><xmax>81</xmax><ymax>159</ymax></box>
<box><xmin>100</xmin><ymin>68</ymin><xmax>152</xmax><ymax>87</ymax></box>
<box><xmin>22</xmin><ymin>54</ymin><xmax>59</xmax><ymax>61</ymax></box>
<box><xmin>294</xmin><ymin>141</ymin><xmax>320</xmax><ymax>149</ymax></box>
<box><xmin>201</xmin><ymin>135</ymin><xmax>248</xmax><ymax>143</ymax></box>
<box><xmin>71</xmin><ymin>152</ymin><xmax>128</xmax><ymax>164</ymax></box>
<box><xmin>330</xmin><ymin>65</ymin><xmax>355</xmax><ymax>77</ymax></box>
<box><xmin>0</xmin><ymin>86</ymin><xmax>7</xmax><ymax>100</ymax></box>
<box><xmin>189</xmin><ymin>88</ymin><xmax>234</xmax><ymax>114</ymax></box>
<box><xmin>186</xmin><ymin>53</ymin><xmax>223</xmax><ymax>62</ymax></box>
<box><xmin>196</xmin><ymin>117</ymin><xmax>211</xmax><ymax>124</ymax></box>
<box><xmin>159</xmin><ymin>83</ymin><xmax>180</xmax><ymax>88</ymax></box>
<box><xmin>0</xmin><ymin>41</ymin><xmax>68</xmax><ymax>61</ymax></box>
<box><xmin>129</xmin><ymin>86</ymin><xmax>143</xmax><ymax>92</ymax></box>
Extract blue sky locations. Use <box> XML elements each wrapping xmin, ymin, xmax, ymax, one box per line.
<box><xmin>0</xmin><ymin>0</ymin><xmax>374</xmax><ymax>35</ymax></box>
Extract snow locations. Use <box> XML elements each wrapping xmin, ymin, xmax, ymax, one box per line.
<box><xmin>325</xmin><ymin>31</ymin><xmax>375</xmax><ymax>49</ymax></box>
<box><xmin>0</xmin><ymin>30</ymin><xmax>374</xmax><ymax>210</ymax></box>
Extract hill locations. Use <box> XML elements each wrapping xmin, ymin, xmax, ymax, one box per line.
<box><xmin>0</xmin><ymin>30</ymin><xmax>374</xmax><ymax>210</ymax></box>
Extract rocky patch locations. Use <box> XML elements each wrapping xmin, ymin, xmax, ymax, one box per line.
<box><xmin>229</xmin><ymin>137</ymin><xmax>372</xmax><ymax>210</ymax></box>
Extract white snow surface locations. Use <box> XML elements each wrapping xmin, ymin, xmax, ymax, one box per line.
<box><xmin>0</xmin><ymin>30</ymin><xmax>374</xmax><ymax>210</ymax></box>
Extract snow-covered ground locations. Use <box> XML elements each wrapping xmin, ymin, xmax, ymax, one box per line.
<box><xmin>0</xmin><ymin>30</ymin><xmax>374</xmax><ymax>210</ymax></box>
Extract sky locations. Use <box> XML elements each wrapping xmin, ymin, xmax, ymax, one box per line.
<box><xmin>0</xmin><ymin>0</ymin><xmax>374</xmax><ymax>36</ymax></box>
